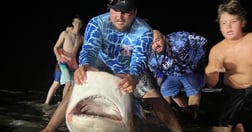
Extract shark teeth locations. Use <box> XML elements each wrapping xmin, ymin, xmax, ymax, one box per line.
<box><xmin>70</xmin><ymin>95</ymin><xmax>122</xmax><ymax>121</ymax></box>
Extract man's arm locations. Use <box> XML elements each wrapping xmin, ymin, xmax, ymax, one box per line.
<box><xmin>188</xmin><ymin>32</ymin><xmax>208</xmax><ymax>69</ymax></box>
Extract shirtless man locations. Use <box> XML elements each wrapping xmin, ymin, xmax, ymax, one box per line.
<box><xmin>205</xmin><ymin>0</ymin><xmax>252</xmax><ymax>132</ymax></box>
<box><xmin>44</xmin><ymin>15</ymin><xmax>83</xmax><ymax>105</ymax></box>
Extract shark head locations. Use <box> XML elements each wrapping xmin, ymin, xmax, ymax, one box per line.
<box><xmin>66</xmin><ymin>71</ymin><xmax>134</xmax><ymax>132</ymax></box>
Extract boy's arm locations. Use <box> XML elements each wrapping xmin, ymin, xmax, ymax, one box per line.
<box><xmin>53</xmin><ymin>31</ymin><xmax>66</xmax><ymax>62</ymax></box>
<box><xmin>205</xmin><ymin>47</ymin><xmax>225</xmax><ymax>88</ymax></box>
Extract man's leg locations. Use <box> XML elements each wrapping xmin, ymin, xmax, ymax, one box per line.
<box><xmin>188</xmin><ymin>93</ymin><xmax>201</xmax><ymax>119</ymax></box>
<box><xmin>183</xmin><ymin>73</ymin><xmax>204</xmax><ymax>120</ymax></box>
<box><xmin>163</xmin><ymin>96</ymin><xmax>172</xmax><ymax>104</ymax></box>
<box><xmin>188</xmin><ymin>93</ymin><xmax>201</xmax><ymax>105</ymax></box>
<box><xmin>172</xmin><ymin>96</ymin><xmax>190</xmax><ymax>112</ymax></box>
<box><xmin>62</xmin><ymin>81</ymin><xmax>71</xmax><ymax>99</ymax></box>
<box><xmin>143</xmin><ymin>89</ymin><xmax>183</xmax><ymax>132</ymax></box>
<box><xmin>42</xmin><ymin>88</ymin><xmax>72</xmax><ymax>132</ymax></box>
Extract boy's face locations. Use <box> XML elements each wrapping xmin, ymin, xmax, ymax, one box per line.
<box><xmin>219</xmin><ymin>12</ymin><xmax>245</xmax><ymax>40</ymax></box>
<box><xmin>72</xmin><ymin>18</ymin><xmax>83</xmax><ymax>30</ymax></box>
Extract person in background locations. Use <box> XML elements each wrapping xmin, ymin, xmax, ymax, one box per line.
<box><xmin>42</xmin><ymin>0</ymin><xmax>183</xmax><ymax>131</ymax></box>
<box><xmin>149</xmin><ymin>29</ymin><xmax>208</xmax><ymax>120</ymax></box>
<box><xmin>205</xmin><ymin>0</ymin><xmax>252</xmax><ymax>132</ymax></box>
<box><xmin>44</xmin><ymin>16</ymin><xmax>83</xmax><ymax>105</ymax></box>
<box><xmin>44</xmin><ymin>24</ymin><xmax>74</xmax><ymax>105</ymax></box>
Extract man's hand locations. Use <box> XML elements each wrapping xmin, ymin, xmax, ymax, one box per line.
<box><xmin>74</xmin><ymin>65</ymin><xmax>98</xmax><ymax>85</ymax></box>
<box><xmin>116</xmin><ymin>74</ymin><xmax>138</xmax><ymax>93</ymax></box>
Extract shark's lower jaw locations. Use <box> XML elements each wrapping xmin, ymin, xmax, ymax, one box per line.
<box><xmin>65</xmin><ymin>71</ymin><xmax>134</xmax><ymax>132</ymax></box>
<box><xmin>68</xmin><ymin>95</ymin><xmax>122</xmax><ymax>121</ymax></box>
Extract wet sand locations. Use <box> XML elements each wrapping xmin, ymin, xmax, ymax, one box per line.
<box><xmin>137</xmin><ymin>88</ymin><xmax>220</xmax><ymax>132</ymax></box>
<box><xmin>0</xmin><ymin>88</ymin><xmax>221</xmax><ymax>132</ymax></box>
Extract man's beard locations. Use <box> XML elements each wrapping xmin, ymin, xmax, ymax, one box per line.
<box><xmin>155</xmin><ymin>46</ymin><xmax>166</xmax><ymax>55</ymax></box>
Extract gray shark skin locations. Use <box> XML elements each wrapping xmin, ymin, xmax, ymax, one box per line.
<box><xmin>66</xmin><ymin>71</ymin><xmax>135</xmax><ymax>132</ymax></box>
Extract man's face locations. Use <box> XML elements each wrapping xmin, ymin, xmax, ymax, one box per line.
<box><xmin>109</xmin><ymin>8</ymin><xmax>136</xmax><ymax>32</ymax></box>
<box><xmin>152</xmin><ymin>30</ymin><xmax>166</xmax><ymax>54</ymax></box>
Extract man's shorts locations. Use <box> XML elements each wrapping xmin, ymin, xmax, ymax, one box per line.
<box><xmin>160</xmin><ymin>72</ymin><xmax>205</xmax><ymax>97</ymax></box>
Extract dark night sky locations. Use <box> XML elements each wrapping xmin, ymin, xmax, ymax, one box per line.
<box><xmin>5</xmin><ymin>0</ymin><xmax>252</xmax><ymax>91</ymax></box>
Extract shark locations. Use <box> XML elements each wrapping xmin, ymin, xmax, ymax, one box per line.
<box><xmin>65</xmin><ymin>71</ymin><xmax>136</xmax><ymax>132</ymax></box>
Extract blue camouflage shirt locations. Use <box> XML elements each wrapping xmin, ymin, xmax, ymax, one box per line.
<box><xmin>148</xmin><ymin>31</ymin><xmax>208</xmax><ymax>76</ymax></box>
<box><xmin>79</xmin><ymin>12</ymin><xmax>153</xmax><ymax>80</ymax></box>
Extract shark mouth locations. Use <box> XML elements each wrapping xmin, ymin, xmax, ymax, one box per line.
<box><xmin>69</xmin><ymin>95</ymin><xmax>122</xmax><ymax>121</ymax></box>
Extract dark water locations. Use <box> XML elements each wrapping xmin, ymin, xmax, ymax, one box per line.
<box><xmin>0</xmin><ymin>89</ymin><xmax>68</xmax><ymax>132</ymax></box>
<box><xmin>0</xmin><ymin>88</ymin><xmax>221</xmax><ymax>132</ymax></box>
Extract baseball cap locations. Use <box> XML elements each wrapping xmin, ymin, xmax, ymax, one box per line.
<box><xmin>107</xmin><ymin>0</ymin><xmax>136</xmax><ymax>13</ymax></box>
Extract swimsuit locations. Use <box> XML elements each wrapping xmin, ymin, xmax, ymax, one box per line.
<box><xmin>59</xmin><ymin>62</ymin><xmax>75</xmax><ymax>85</ymax></box>
<box><xmin>213</xmin><ymin>85</ymin><xmax>252</xmax><ymax>131</ymax></box>
<box><xmin>53</xmin><ymin>49</ymin><xmax>77</xmax><ymax>84</ymax></box>
<box><xmin>53</xmin><ymin>63</ymin><xmax>61</xmax><ymax>82</ymax></box>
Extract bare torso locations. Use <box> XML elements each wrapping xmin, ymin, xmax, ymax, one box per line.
<box><xmin>219</xmin><ymin>33</ymin><xmax>252</xmax><ymax>89</ymax></box>
<box><xmin>62</xmin><ymin>31</ymin><xmax>83</xmax><ymax>59</ymax></box>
